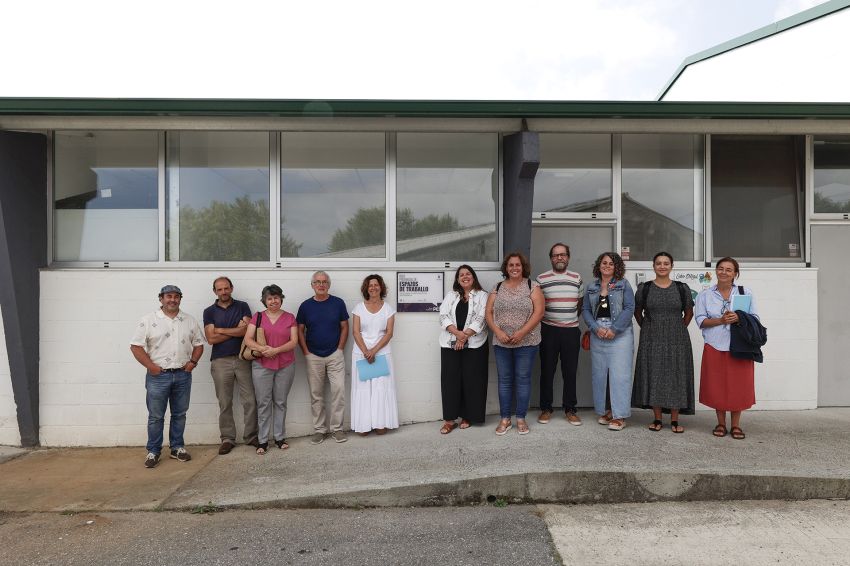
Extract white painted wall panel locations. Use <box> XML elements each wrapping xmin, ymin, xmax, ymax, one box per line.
<box><xmin>663</xmin><ymin>9</ymin><xmax>850</xmax><ymax>102</ymax></box>
<box><xmin>38</xmin><ymin>267</ymin><xmax>817</xmax><ymax>447</ymax></box>
<box><xmin>0</xmin><ymin>305</ymin><xmax>22</xmax><ymax>445</ymax></box>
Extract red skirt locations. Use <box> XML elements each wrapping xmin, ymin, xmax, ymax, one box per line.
<box><xmin>699</xmin><ymin>344</ymin><xmax>755</xmax><ymax>411</ymax></box>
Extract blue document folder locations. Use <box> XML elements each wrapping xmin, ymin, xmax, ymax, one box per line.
<box><xmin>356</xmin><ymin>354</ymin><xmax>390</xmax><ymax>381</ymax></box>
<box><xmin>732</xmin><ymin>294</ymin><xmax>751</xmax><ymax>313</ymax></box>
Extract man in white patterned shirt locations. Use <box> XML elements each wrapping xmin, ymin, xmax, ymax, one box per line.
<box><xmin>130</xmin><ymin>285</ymin><xmax>204</xmax><ymax>469</ymax></box>
<box><xmin>535</xmin><ymin>243</ymin><xmax>585</xmax><ymax>426</ymax></box>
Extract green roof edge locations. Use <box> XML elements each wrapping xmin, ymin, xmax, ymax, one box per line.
<box><xmin>2</xmin><ymin>98</ymin><xmax>850</xmax><ymax>119</ymax></box>
<box><xmin>657</xmin><ymin>0</ymin><xmax>850</xmax><ymax>101</ymax></box>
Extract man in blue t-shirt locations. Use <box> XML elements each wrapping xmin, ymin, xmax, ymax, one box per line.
<box><xmin>297</xmin><ymin>270</ymin><xmax>349</xmax><ymax>445</ymax></box>
<box><xmin>203</xmin><ymin>276</ymin><xmax>258</xmax><ymax>454</ymax></box>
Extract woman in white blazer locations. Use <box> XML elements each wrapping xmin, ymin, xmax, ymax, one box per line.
<box><xmin>438</xmin><ymin>265</ymin><xmax>489</xmax><ymax>434</ymax></box>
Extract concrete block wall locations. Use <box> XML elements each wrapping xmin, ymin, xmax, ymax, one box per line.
<box><xmin>0</xmin><ymin>305</ymin><xmax>21</xmax><ymax>445</ymax></box>
<box><xmin>37</xmin><ymin>267</ymin><xmax>816</xmax><ymax>447</ymax></box>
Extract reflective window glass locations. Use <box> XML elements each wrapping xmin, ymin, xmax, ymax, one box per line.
<box><xmin>166</xmin><ymin>131</ymin><xmax>270</xmax><ymax>261</ymax></box>
<box><xmin>281</xmin><ymin>132</ymin><xmax>386</xmax><ymax>258</ymax></box>
<box><xmin>534</xmin><ymin>134</ymin><xmax>612</xmax><ymax>213</ymax></box>
<box><xmin>54</xmin><ymin>131</ymin><xmax>158</xmax><ymax>261</ymax></box>
<box><xmin>621</xmin><ymin>134</ymin><xmax>704</xmax><ymax>261</ymax></box>
<box><xmin>711</xmin><ymin>135</ymin><xmax>804</xmax><ymax>260</ymax></box>
<box><xmin>814</xmin><ymin>137</ymin><xmax>850</xmax><ymax>213</ymax></box>
<box><xmin>396</xmin><ymin>133</ymin><xmax>498</xmax><ymax>262</ymax></box>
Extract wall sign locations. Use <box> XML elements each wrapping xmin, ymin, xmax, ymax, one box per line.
<box><xmin>396</xmin><ymin>272</ymin><xmax>444</xmax><ymax>312</ymax></box>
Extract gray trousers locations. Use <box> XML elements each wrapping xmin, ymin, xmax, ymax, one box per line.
<box><xmin>210</xmin><ymin>356</ymin><xmax>258</xmax><ymax>444</ymax></box>
<box><xmin>251</xmin><ymin>362</ymin><xmax>296</xmax><ymax>444</ymax></box>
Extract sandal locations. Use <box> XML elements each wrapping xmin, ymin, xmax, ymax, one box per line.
<box><xmin>459</xmin><ymin>419</ymin><xmax>471</xmax><ymax>430</ymax></box>
<box><xmin>671</xmin><ymin>421</ymin><xmax>684</xmax><ymax>434</ymax></box>
<box><xmin>597</xmin><ymin>412</ymin><xmax>612</xmax><ymax>425</ymax></box>
<box><xmin>516</xmin><ymin>419</ymin><xmax>530</xmax><ymax>435</ymax></box>
<box><xmin>648</xmin><ymin>419</ymin><xmax>662</xmax><ymax>432</ymax></box>
<box><xmin>608</xmin><ymin>419</ymin><xmax>625</xmax><ymax>431</ymax></box>
<box><xmin>275</xmin><ymin>439</ymin><xmax>289</xmax><ymax>449</ymax></box>
<box><xmin>712</xmin><ymin>424</ymin><xmax>728</xmax><ymax>437</ymax></box>
<box><xmin>375</xmin><ymin>428</ymin><xmax>387</xmax><ymax>435</ymax></box>
<box><xmin>256</xmin><ymin>442</ymin><xmax>268</xmax><ymax>455</ymax></box>
<box><xmin>495</xmin><ymin>419</ymin><xmax>512</xmax><ymax>436</ymax></box>
<box><xmin>730</xmin><ymin>426</ymin><xmax>746</xmax><ymax>440</ymax></box>
<box><xmin>440</xmin><ymin>421</ymin><xmax>457</xmax><ymax>435</ymax></box>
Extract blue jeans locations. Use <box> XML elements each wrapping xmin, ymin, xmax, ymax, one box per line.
<box><xmin>145</xmin><ymin>370</ymin><xmax>192</xmax><ymax>454</ymax></box>
<box><xmin>494</xmin><ymin>345</ymin><xmax>538</xmax><ymax>419</ymax></box>
<box><xmin>590</xmin><ymin>319</ymin><xmax>634</xmax><ymax>420</ymax></box>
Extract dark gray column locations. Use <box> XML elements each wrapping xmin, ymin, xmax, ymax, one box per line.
<box><xmin>502</xmin><ymin>131</ymin><xmax>539</xmax><ymax>257</ymax></box>
<box><xmin>0</xmin><ymin>131</ymin><xmax>47</xmax><ymax>446</ymax></box>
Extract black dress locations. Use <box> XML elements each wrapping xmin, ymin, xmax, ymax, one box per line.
<box><xmin>631</xmin><ymin>282</ymin><xmax>695</xmax><ymax>414</ymax></box>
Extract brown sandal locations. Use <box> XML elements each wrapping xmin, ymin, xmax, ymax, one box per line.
<box><xmin>730</xmin><ymin>426</ymin><xmax>746</xmax><ymax>440</ymax></box>
<box><xmin>712</xmin><ymin>424</ymin><xmax>728</xmax><ymax>437</ymax></box>
<box><xmin>440</xmin><ymin>421</ymin><xmax>457</xmax><ymax>435</ymax></box>
<box><xmin>459</xmin><ymin>419</ymin><xmax>471</xmax><ymax>429</ymax></box>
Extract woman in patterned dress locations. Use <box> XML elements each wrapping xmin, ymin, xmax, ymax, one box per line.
<box><xmin>631</xmin><ymin>252</ymin><xmax>694</xmax><ymax>433</ymax></box>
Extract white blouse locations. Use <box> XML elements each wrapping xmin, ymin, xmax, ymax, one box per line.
<box><xmin>352</xmin><ymin>302</ymin><xmax>395</xmax><ymax>357</ymax></box>
<box><xmin>438</xmin><ymin>289</ymin><xmax>489</xmax><ymax>349</ymax></box>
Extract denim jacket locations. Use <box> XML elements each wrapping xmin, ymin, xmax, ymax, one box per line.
<box><xmin>582</xmin><ymin>278</ymin><xmax>635</xmax><ymax>335</ymax></box>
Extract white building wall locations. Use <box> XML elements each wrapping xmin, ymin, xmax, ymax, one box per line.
<box><xmin>0</xmin><ymin>306</ymin><xmax>22</xmax><ymax>445</ymax></box>
<box><xmin>38</xmin><ymin>267</ymin><xmax>816</xmax><ymax>447</ymax></box>
<box><xmin>663</xmin><ymin>8</ymin><xmax>850</xmax><ymax>102</ymax></box>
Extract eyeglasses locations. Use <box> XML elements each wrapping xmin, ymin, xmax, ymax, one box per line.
<box><xmin>551</xmin><ymin>253</ymin><xmax>569</xmax><ymax>258</ymax></box>
<box><xmin>312</xmin><ymin>280</ymin><xmax>329</xmax><ymax>286</ymax></box>
<box><xmin>721</xmin><ymin>300</ymin><xmax>730</xmax><ymax>315</ymax></box>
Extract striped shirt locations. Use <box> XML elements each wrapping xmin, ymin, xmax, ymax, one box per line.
<box><xmin>536</xmin><ymin>269</ymin><xmax>586</xmax><ymax>328</ymax></box>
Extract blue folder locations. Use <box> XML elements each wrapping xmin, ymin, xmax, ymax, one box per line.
<box><xmin>732</xmin><ymin>294</ymin><xmax>751</xmax><ymax>313</ymax></box>
<box><xmin>356</xmin><ymin>354</ymin><xmax>390</xmax><ymax>381</ymax></box>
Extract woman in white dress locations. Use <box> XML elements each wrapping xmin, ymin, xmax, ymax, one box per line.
<box><xmin>350</xmin><ymin>274</ymin><xmax>399</xmax><ymax>436</ymax></box>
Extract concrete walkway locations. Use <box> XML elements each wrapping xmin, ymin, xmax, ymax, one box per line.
<box><xmin>2</xmin><ymin>408</ymin><xmax>849</xmax><ymax>513</ymax></box>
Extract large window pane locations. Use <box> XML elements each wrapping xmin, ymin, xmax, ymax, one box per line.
<box><xmin>166</xmin><ymin>131</ymin><xmax>269</xmax><ymax>261</ymax></box>
<box><xmin>622</xmin><ymin>134</ymin><xmax>703</xmax><ymax>261</ymax></box>
<box><xmin>711</xmin><ymin>135</ymin><xmax>804</xmax><ymax>260</ymax></box>
<box><xmin>54</xmin><ymin>131</ymin><xmax>158</xmax><ymax>261</ymax></box>
<box><xmin>814</xmin><ymin>137</ymin><xmax>850</xmax><ymax>213</ymax></box>
<box><xmin>534</xmin><ymin>134</ymin><xmax>612</xmax><ymax>213</ymax></box>
<box><xmin>281</xmin><ymin>132</ymin><xmax>385</xmax><ymax>258</ymax></box>
<box><xmin>396</xmin><ymin>133</ymin><xmax>498</xmax><ymax>262</ymax></box>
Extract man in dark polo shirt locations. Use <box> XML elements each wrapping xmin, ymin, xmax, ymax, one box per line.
<box><xmin>297</xmin><ymin>270</ymin><xmax>349</xmax><ymax>445</ymax></box>
<box><xmin>203</xmin><ymin>276</ymin><xmax>258</xmax><ymax>454</ymax></box>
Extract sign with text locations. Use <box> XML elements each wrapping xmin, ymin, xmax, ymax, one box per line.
<box><xmin>396</xmin><ymin>272</ymin><xmax>444</xmax><ymax>312</ymax></box>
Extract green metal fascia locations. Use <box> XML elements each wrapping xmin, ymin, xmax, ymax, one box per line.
<box><xmin>2</xmin><ymin>98</ymin><xmax>850</xmax><ymax>120</ymax></box>
<box><xmin>658</xmin><ymin>0</ymin><xmax>850</xmax><ymax>100</ymax></box>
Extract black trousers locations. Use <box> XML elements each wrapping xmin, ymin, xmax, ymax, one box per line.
<box><xmin>440</xmin><ymin>343</ymin><xmax>489</xmax><ymax>423</ymax></box>
<box><xmin>538</xmin><ymin>324</ymin><xmax>581</xmax><ymax>413</ymax></box>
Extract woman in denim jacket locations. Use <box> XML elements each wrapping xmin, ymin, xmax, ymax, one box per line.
<box><xmin>582</xmin><ymin>252</ymin><xmax>635</xmax><ymax>431</ymax></box>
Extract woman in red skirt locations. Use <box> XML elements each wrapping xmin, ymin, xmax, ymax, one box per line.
<box><xmin>694</xmin><ymin>257</ymin><xmax>759</xmax><ymax>440</ymax></box>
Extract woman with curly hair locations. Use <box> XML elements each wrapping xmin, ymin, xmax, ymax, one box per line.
<box><xmin>350</xmin><ymin>274</ymin><xmax>398</xmax><ymax>436</ymax></box>
<box><xmin>581</xmin><ymin>252</ymin><xmax>635</xmax><ymax>431</ymax></box>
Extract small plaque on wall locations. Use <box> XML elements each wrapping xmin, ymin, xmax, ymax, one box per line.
<box><xmin>396</xmin><ymin>272</ymin><xmax>444</xmax><ymax>313</ymax></box>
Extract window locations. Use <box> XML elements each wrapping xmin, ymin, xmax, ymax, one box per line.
<box><xmin>621</xmin><ymin>134</ymin><xmax>704</xmax><ymax>261</ymax></box>
<box><xmin>813</xmin><ymin>137</ymin><xmax>850</xmax><ymax>214</ymax></box>
<box><xmin>534</xmin><ymin>134</ymin><xmax>612</xmax><ymax>213</ymax></box>
<box><xmin>396</xmin><ymin>133</ymin><xmax>498</xmax><ymax>262</ymax></box>
<box><xmin>53</xmin><ymin>131</ymin><xmax>159</xmax><ymax>262</ymax></box>
<box><xmin>711</xmin><ymin>135</ymin><xmax>804</xmax><ymax>260</ymax></box>
<box><xmin>166</xmin><ymin>131</ymin><xmax>270</xmax><ymax>261</ymax></box>
<box><xmin>281</xmin><ymin>132</ymin><xmax>386</xmax><ymax>258</ymax></box>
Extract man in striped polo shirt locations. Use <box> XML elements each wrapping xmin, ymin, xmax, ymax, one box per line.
<box><xmin>535</xmin><ymin>243</ymin><xmax>585</xmax><ymax>426</ymax></box>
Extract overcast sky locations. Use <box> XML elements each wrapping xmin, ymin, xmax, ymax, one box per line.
<box><xmin>1</xmin><ymin>0</ymin><xmax>829</xmax><ymax>100</ymax></box>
